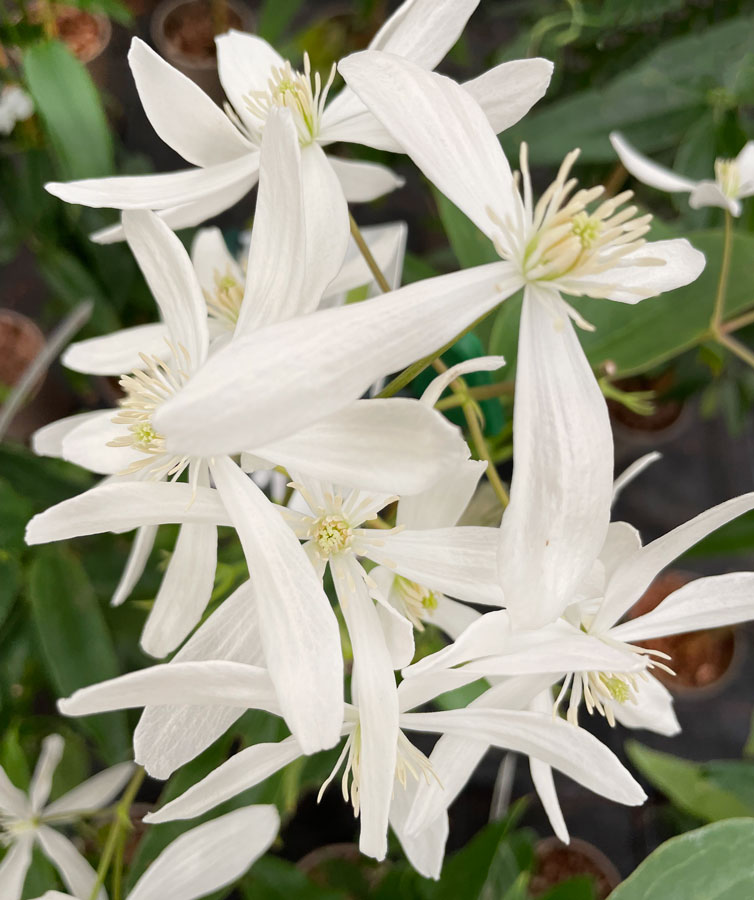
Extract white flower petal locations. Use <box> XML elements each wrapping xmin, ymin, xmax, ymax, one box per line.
<box><xmin>0</xmin><ymin>766</ymin><xmax>30</xmax><ymax>819</ymax></box>
<box><xmin>332</xmin><ymin>554</ymin><xmax>399</xmax><ymax>860</ymax></box>
<box><xmin>112</xmin><ymin>525</ymin><xmax>158</xmax><ymax>607</ymax></box>
<box><xmin>339</xmin><ymin>52</ymin><xmax>513</xmax><ymax>238</ymax></box>
<box><xmin>128</xmin><ymin>37</ymin><xmax>251</xmax><ymax>167</ymax></box>
<box><xmin>599</xmin><ymin>521</ymin><xmax>642</xmax><ymax>583</ymax></box>
<box><xmin>403</xmin><ymin>608</ymin><xmax>511</xmax><ymax>677</ymax></box>
<box><xmin>397</xmin><ymin>459</ymin><xmax>486</xmax><ymax>531</ymax></box>
<box><xmin>190</xmin><ymin>227</ymin><xmax>243</xmax><ymax>298</ymax></box>
<box><xmin>155</xmin><ymin>262</ymin><xmax>516</xmax><ymax>455</ymax></box>
<box><xmin>62</xmin><ymin>323</ymin><xmax>170</xmax><ymax>376</ymax></box>
<box><xmin>610</xmin><ymin>133</ymin><xmax>697</xmax><ymax>193</ymax></box>
<box><xmin>365</xmin><ymin>526</ymin><xmax>504</xmax><ymax>607</ymax></box>
<box><xmin>26</xmin><ymin>483</ymin><xmax>228</xmax><ymax>546</ymax></box>
<box><xmin>498</xmin><ymin>286</ymin><xmax>613</xmax><ymax>628</ymax></box>
<box><xmin>140</xmin><ymin>523</ymin><xmax>217</xmax><ymax>658</ymax></box>
<box><xmin>689</xmin><ymin>180</ymin><xmax>741</xmax><ymax>215</ymax></box>
<box><xmin>528</xmin><ymin>689</ymin><xmax>568</xmax><ymax>843</ymax></box>
<box><xmin>420</xmin><ymin>355</ymin><xmax>505</xmax><ymax>408</ymax></box>
<box><xmin>211</xmin><ymin>457</ymin><xmax>343</xmax><ymax>754</ymax></box>
<box><xmin>372</xmin><ymin>572</ymin><xmax>416</xmax><ymax>669</ymax></box>
<box><xmin>611</xmin><ymin>673</ymin><xmax>680</xmax><ymax>737</ymax></box>
<box><xmin>324</xmin><ymin>222</ymin><xmax>407</xmax><ymax>300</ymax></box>
<box><xmin>129</xmin><ymin>806</ymin><xmax>279</xmax><ymax>900</ymax></box>
<box><xmin>36</xmin><ymin>826</ymin><xmax>103</xmax><ymax>900</ymax></box>
<box><xmin>0</xmin><ymin>835</ymin><xmax>33</xmax><ymax>900</ymax></box>
<box><xmin>145</xmin><ymin>738</ymin><xmax>302</xmax><ymax>825</ymax></box>
<box><xmin>736</xmin><ymin>141</ymin><xmax>754</xmax><ymax>190</ymax></box>
<box><xmin>389</xmin><ymin>779</ymin><xmax>448</xmax><ymax>881</ymax></box>
<box><xmin>327</xmin><ymin>156</ymin><xmax>404</xmax><ymax>203</ymax></box>
<box><xmin>464</xmin><ymin>58</ymin><xmax>553</xmax><ymax>134</ymax></box>
<box><xmin>44</xmin><ymin>762</ymin><xmax>135</xmax><ymax>818</ymax></box>
<box><xmin>426</xmin><ymin>594</ymin><xmax>481</xmax><ymax>640</ymax></box>
<box><xmin>593</xmin><ymin>492</ymin><xmax>754</xmax><ymax>632</ymax></box>
<box><xmin>122</xmin><ymin>211</ymin><xmax>209</xmax><ymax>366</ymax></box>
<box><xmin>32</xmin><ymin>412</ymin><xmax>105</xmax><ymax>459</ymax></box>
<box><xmin>60</xmin><ymin>408</ymin><xmax>139</xmax><ymax>475</ymax></box>
<box><xmin>612</xmin><ymin>452</ymin><xmax>661</xmax><ymax>505</ymax></box>
<box><xmin>397</xmin><ymin>668</ymin><xmax>485</xmax><ymax>714</ymax></box>
<box><xmin>29</xmin><ymin>734</ymin><xmax>64</xmax><ymax>813</ymax></box>
<box><xmin>216</xmin><ymin>31</ymin><xmax>284</xmax><ymax>136</ymax></box>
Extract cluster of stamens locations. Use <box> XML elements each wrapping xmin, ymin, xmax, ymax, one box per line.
<box><xmin>204</xmin><ymin>269</ymin><xmax>243</xmax><ymax>328</ymax></box>
<box><xmin>244</xmin><ymin>53</ymin><xmax>336</xmax><ymax>145</ymax></box>
<box><xmin>715</xmin><ymin>157</ymin><xmax>741</xmax><ymax>199</ymax></box>
<box><xmin>0</xmin><ymin>813</ymin><xmax>35</xmax><ymax>846</ymax></box>
<box><xmin>312</xmin><ymin>514</ymin><xmax>354</xmax><ymax>558</ymax></box>
<box><xmin>394</xmin><ymin>575</ymin><xmax>439</xmax><ymax>631</ymax></box>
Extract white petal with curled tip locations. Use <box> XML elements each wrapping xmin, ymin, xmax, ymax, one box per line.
<box><xmin>612</xmin><ymin>452</ymin><xmax>661</xmax><ymax>505</ymax></box>
<box><xmin>327</xmin><ymin>156</ymin><xmax>404</xmax><ymax>203</ymax></box>
<box><xmin>592</xmin><ymin>492</ymin><xmax>754</xmax><ymax>633</ymax></box>
<box><xmin>465</xmin><ymin>58</ymin><xmax>553</xmax><ymax>134</ymax></box>
<box><xmin>47</xmin><ymin>155</ymin><xmax>258</xmax><ymax>211</ymax></box>
<box><xmin>63</xmin><ymin>323</ymin><xmax>170</xmax><ymax>376</ymax></box>
<box><xmin>401</xmin><ymin>709</ymin><xmax>646</xmax><ymax>806</ymax></box>
<box><xmin>32</xmin><ymin>411</ymin><xmax>105</xmax><ymax>459</ymax></box>
<box><xmin>140</xmin><ymin>522</ymin><xmax>217</xmax><ymax>658</ymax></box>
<box><xmin>112</xmin><ymin>525</ymin><xmax>158</xmax><ymax>606</ymax></box>
<box><xmin>135</xmin><ymin>581</ymin><xmax>263</xmax><ymax>779</ymax></box>
<box><xmin>29</xmin><ymin>734</ymin><xmax>64</xmax><ymax>812</ymax></box>
<box><xmin>36</xmin><ymin>826</ymin><xmax>104</xmax><ymax>900</ymax></box>
<box><xmin>566</xmin><ymin>238</ymin><xmax>706</xmax><ymax>304</ymax></box>
<box><xmin>0</xmin><ymin>835</ymin><xmax>33</xmax><ymax>900</ymax></box>
<box><xmin>324</xmin><ymin>222</ymin><xmax>407</xmax><ymax>299</ymax></box>
<box><xmin>364</xmin><ymin>526</ymin><xmax>504</xmax><ymax>607</ymax></box>
<box><xmin>155</xmin><ymin>261</ymin><xmax>516</xmax><ymax>455</ymax></box>
<box><xmin>389</xmin><ymin>778</ymin><xmax>448</xmax><ymax>881</ymax></box>
<box><xmin>128</xmin><ymin>806</ymin><xmax>279</xmax><ymax>900</ymax></box>
<box><xmin>611</xmin><ymin>673</ymin><xmax>680</xmax><ymax>737</ymax></box>
<box><xmin>60</xmin><ymin>409</ymin><xmax>140</xmax><ymax>475</ymax></box>
<box><xmin>44</xmin><ymin>762</ymin><xmax>135</xmax><ymax>817</ymax></box>
<box><xmin>610</xmin><ymin>572</ymin><xmax>754</xmax><ymax>643</ymax></box>
<box><xmin>253</xmin><ymin>398</ymin><xmax>469</xmax><ymax>495</ymax></box>
<box><xmin>397</xmin><ymin>459</ymin><xmax>486</xmax><ymax>531</ymax></box>
<box><xmin>216</xmin><ymin>31</ymin><xmax>285</xmax><ymax>136</ymax></box>
<box><xmin>420</xmin><ymin>355</ymin><xmax>505</xmax><ymax>408</ymax></box>
<box><xmin>340</xmin><ymin>52</ymin><xmax>513</xmax><ymax>238</ymax></box>
<box><xmin>26</xmin><ymin>483</ymin><xmax>229</xmax><ymax>546</ymax></box>
<box><xmin>235</xmin><ymin>110</ymin><xmax>308</xmax><ymax>335</ymax></box>
<box><xmin>145</xmin><ymin>738</ymin><xmax>303</xmax><ymax>824</ymax></box>
<box><xmin>211</xmin><ymin>457</ymin><xmax>343</xmax><ymax>753</ymax></box>
<box><xmin>610</xmin><ymin>133</ymin><xmax>697</xmax><ymax>193</ymax></box>
<box><xmin>128</xmin><ymin>37</ymin><xmax>251</xmax><ymax>167</ymax></box>
<box><xmin>122</xmin><ymin>211</ymin><xmax>208</xmax><ymax>366</ymax></box>
<box><xmin>498</xmin><ymin>286</ymin><xmax>613</xmax><ymax>629</ymax></box>
<box><xmin>332</xmin><ymin>554</ymin><xmax>398</xmax><ymax>860</ymax></box>
<box><xmin>59</xmin><ymin>662</ymin><xmax>280</xmax><ymax>718</ymax></box>
<box><xmin>190</xmin><ymin>227</ymin><xmax>243</xmax><ymax>298</ymax></box>
<box><xmin>689</xmin><ymin>180</ymin><xmax>741</xmax><ymax>215</ymax></box>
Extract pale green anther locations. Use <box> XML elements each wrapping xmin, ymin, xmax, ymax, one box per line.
<box><xmin>314</xmin><ymin>515</ymin><xmax>353</xmax><ymax>556</ymax></box>
<box><xmin>715</xmin><ymin>158</ymin><xmax>740</xmax><ymax>199</ymax></box>
<box><xmin>601</xmin><ymin>674</ymin><xmax>631</xmax><ymax>704</ymax></box>
<box><xmin>422</xmin><ymin>590</ymin><xmax>439</xmax><ymax>612</ymax></box>
<box><xmin>570</xmin><ymin>211</ymin><xmax>602</xmax><ymax>248</ymax></box>
<box><xmin>133</xmin><ymin>421</ymin><xmax>160</xmax><ymax>448</ymax></box>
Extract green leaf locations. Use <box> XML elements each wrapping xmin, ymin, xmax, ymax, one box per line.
<box><xmin>539</xmin><ymin>877</ymin><xmax>596</xmax><ymax>900</ymax></box>
<box><xmin>625</xmin><ymin>741</ymin><xmax>753</xmax><ymax>823</ymax></box>
<box><xmin>22</xmin><ymin>39</ymin><xmax>114</xmax><ymax>180</ymax></box>
<box><xmin>608</xmin><ymin>819</ymin><xmax>754</xmax><ymax>899</ymax></box>
<box><xmin>27</xmin><ymin>546</ymin><xmax>128</xmax><ymax>763</ymax></box>
<box><xmin>242</xmin><ymin>856</ymin><xmax>348</xmax><ymax>900</ymax></box>
<box><xmin>0</xmin><ymin>555</ymin><xmax>21</xmax><ymax>637</ymax></box>
<box><xmin>0</xmin><ymin>442</ymin><xmax>93</xmax><ymax>511</ymax></box>
<box><xmin>434</xmin><ymin>190</ymin><xmax>500</xmax><ymax>270</ymax></box>
<box><xmin>258</xmin><ymin>0</ymin><xmax>306</xmax><ymax>43</ymax></box>
<box><xmin>683</xmin><ymin>510</ymin><xmax>754</xmax><ymax>558</ymax></box>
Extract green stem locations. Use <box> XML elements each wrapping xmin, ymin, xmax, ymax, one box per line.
<box><xmin>111</xmin><ymin>828</ymin><xmax>127</xmax><ymax>900</ymax></box>
<box><xmin>463</xmin><ymin>401</ymin><xmax>509</xmax><ymax>509</ymax></box>
<box><xmin>712</xmin><ymin>210</ymin><xmax>733</xmax><ymax>330</ymax></box>
<box><xmin>349</xmin><ymin>213</ymin><xmax>391</xmax><ymax>293</ymax></box>
<box><xmin>722</xmin><ymin>306</ymin><xmax>754</xmax><ymax>334</ymax></box>
<box><xmin>717</xmin><ymin>332</ymin><xmax>754</xmax><ymax>370</ymax></box>
<box><xmin>435</xmin><ymin>380</ymin><xmax>514</xmax><ymax>411</ymax></box>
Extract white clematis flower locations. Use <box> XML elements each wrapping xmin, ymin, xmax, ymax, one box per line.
<box><xmin>611</xmin><ymin>132</ymin><xmax>754</xmax><ymax>217</ymax></box>
<box><xmin>45</xmin><ymin>0</ymin><xmax>553</xmax><ymax>247</ymax></box>
<box><xmin>0</xmin><ymin>85</ymin><xmax>34</xmax><ymax>135</ymax></box>
<box><xmin>0</xmin><ymin>735</ymin><xmax>133</xmax><ymax>900</ymax></box>
<box><xmin>32</xmin><ymin>804</ymin><xmax>279</xmax><ymax>900</ymax></box>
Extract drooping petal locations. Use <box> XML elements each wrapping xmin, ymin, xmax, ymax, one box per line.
<box><xmin>216</xmin><ymin>31</ymin><xmax>285</xmax><ymax>136</ymax></box>
<box><xmin>62</xmin><ymin>323</ymin><xmax>170</xmax><ymax>376</ymax></box>
<box><xmin>36</xmin><ymin>826</ymin><xmax>104</xmax><ymax>900</ymax></box>
<box><xmin>32</xmin><ymin>412</ymin><xmax>105</xmax><ymax>459</ymax></box>
<box><xmin>253</xmin><ymin>398</ymin><xmax>469</xmax><ymax>495</ymax></box>
<box><xmin>144</xmin><ymin>738</ymin><xmax>303</xmax><ymax>824</ymax></box>
<box><xmin>211</xmin><ymin>457</ymin><xmax>343</xmax><ymax>754</ymax></box>
<box><xmin>396</xmin><ymin>459</ymin><xmax>486</xmax><ymax>531</ymax></box>
<box><xmin>44</xmin><ymin>762</ymin><xmax>135</xmax><ymax>818</ymax></box>
<box><xmin>389</xmin><ymin>778</ymin><xmax>448</xmax><ymax>881</ymax></box>
<box><xmin>122</xmin><ymin>211</ymin><xmax>209</xmax><ymax>366</ymax></box>
<box><xmin>610</xmin><ymin>133</ymin><xmax>697</xmax><ymax>194</ymax></box>
<box><xmin>331</xmin><ymin>554</ymin><xmax>399</xmax><ymax>860</ymax></box>
<box><xmin>498</xmin><ymin>286</ymin><xmax>613</xmax><ymax>628</ymax></box>
<box><xmin>612</xmin><ymin>452</ymin><xmax>661</xmax><ymax>505</ymax></box>
<box><xmin>29</xmin><ymin>734</ymin><xmax>64</xmax><ymax>813</ymax></box>
<box><xmin>527</xmin><ymin>688</ymin><xmax>568</xmax><ymax>843</ymax></box>
<box><xmin>420</xmin><ymin>355</ymin><xmax>505</xmax><ymax>408</ymax></box>
<box><xmin>128</xmin><ymin>37</ymin><xmax>251</xmax><ymax>167</ymax></box>
<box><xmin>155</xmin><ymin>261</ymin><xmax>517</xmax><ymax>455</ymax></box>
<box><xmin>464</xmin><ymin>58</ymin><xmax>553</xmax><ymax>134</ymax></box>
<box><xmin>190</xmin><ymin>227</ymin><xmax>243</xmax><ymax>298</ymax></box>
<box><xmin>327</xmin><ymin>156</ymin><xmax>404</xmax><ymax>203</ymax></box>
<box><xmin>111</xmin><ymin>525</ymin><xmax>158</xmax><ymax>607</ymax></box>
<box><xmin>610</xmin><ymin>673</ymin><xmax>681</xmax><ymax>737</ymax></box>
<box><xmin>128</xmin><ymin>806</ymin><xmax>279</xmax><ymax>900</ymax></box>
<box><xmin>593</xmin><ymin>492</ymin><xmax>754</xmax><ymax>633</ymax></box>
<box><xmin>0</xmin><ymin>835</ymin><xmax>33</xmax><ymax>900</ymax></box>
<box><xmin>339</xmin><ymin>52</ymin><xmax>513</xmax><ymax>239</ymax></box>
<box><xmin>689</xmin><ymin>180</ymin><xmax>741</xmax><ymax>216</ymax></box>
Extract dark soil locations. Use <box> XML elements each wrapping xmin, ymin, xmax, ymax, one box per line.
<box><xmin>530</xmin><ymin>841</ymin><xmax>618</xmax><ymax>898</ymax></box>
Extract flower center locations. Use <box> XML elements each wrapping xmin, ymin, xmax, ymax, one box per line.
<box><xmin>0</xmin><ymin>814</ymin><xmax>35</xmax><ymax>846</ymax></box>
<box><xmin>394</xmin><ymin>575</ymin><xmax>439</xmax><ymax>631</ymax></box>
<box><xmin>244</xmin><ymin>53</ymin><xmax>336</xmax><ymax>145</ymax></box>
<box><xmin>204</xmin><ymin>270</ymin><xmax>243</xmax><ymax>328</ymax></box>
<box><xmin>715</xmin><ymin>157</ymin><xmax>740</xmax><ymax>199</ymax></box>
<box><xmin>313</xmin><ymin>515</ymin><xmax>353</xmax><ymax>557</ymax></box>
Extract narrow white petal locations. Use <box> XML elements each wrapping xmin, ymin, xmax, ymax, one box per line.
<box><xmin>29</xmin><ymin>734</ymin><xmax>64</xmax><ymax>813</ymax></box>
<box><xmin>327</xmin><ymin>156</ymin><xmax>404</xmax><ymax>203</ymax></box>
<box><xmin>426</xmin><ymin>594</ymin><xmax>481</xmax><ymax>640</ymax></box>
<box><xmin>45</xmin><ymin>762</ymin><xmax>135</xmax><ymax>817</ymax></box>
<box><xmin>528</xmin><ymin>689</ymin><xmax>568</xmax><ymax>843</ymax></box>
<box><xmin>735</xmin><ymin>141</ymin><xmax>754</xmax><ymax>189</ymax></box>
<box><xmin>60</xmin><ymin>408</ymin><xmax>140</xmax><ymax>475</ymax></box>
<box><xmin>0</xmin><ymin>835</ymin><xmax>33</xmax><ymax>900</ymax></box>
<box><xmin>190</xmin><ymin>227</ymin><xmax>243</xmax><ymax>299</ymax></box>
<box><xmin>464</xmin><ymin>58</ymin><xmax>553</xmax><ymax>134</ymax></box>
<box><xmin>36</xmin><ymin>826</ymin><xmax>103</xmax><ymax>900</ymax></box>
<box><xmin>611</xmin><ymin>673</ymin><xmax>681</xmax><ymax>737</ymax></box>
<box><xmin>610</xmin><ymin>133</ymin><xmax>697</xmax><ymax>193</ymax></box>
<box><xmin>111</xmin><ymin>525</ymin><xmax>158</xmax><ymax>607</ymax></box>
<box><xmin>216</xmin><ymin>31</ymin><xmax>284</xmax><ymax>136</ymax></box>
<box><xmin>318</xmin><ymin>90</ymin><xmax>399</xmax><ymax>153</ymax></box>
<box><xmin>689</xmin><ymin>180</ymin><xmax>741</xmax><ymax>215</ymax></box>
<box><xmin>498</xmin><ymin>286</ymin><xmax>613</xmax><ymax>628</ymax></box>
<box><xmin>339</xmin><ymin>52</ymin><xmax>513</xmax><ymax>238</ymax></box>
<box><xmin>372</xmin><ymin>572</ymin><xmax>416</xmax><ymax>669</ymax></box>
<box><xmin>612</xmin><ymin>452</ymin><xmax>661</xmax><ymax>505</ymax></box>
<box><xmin>129</xmin><ymin>806</ymin><xmax>279</xmax><ymax>900</ymax></box>
<box><xmin>593</xmin><ymin>492</ymin><xmax>754</xmax><ymax>632</ymax></box>
<box><xmin>0</xmin><ymin>767</ymin><xmax>30</xmax><ymax>819</ymax></box>
<box><xmin>211</xmin><ymin>457</ymin><xmax>343</xmax><ymax>753</ymax></box>
<box><xmin>32</xmin><ymin>412</ymin><xmax>105</xmax><ymax>459</ymax></box>
<box><xmin>324</xmin><ymin>222</ymin><xmax>407</xmax><ymax>299</ymax></box>
<box><xmin>155</xmin><ymin>262</ymin><xmax>516</xmax><ymax>455</ymax></box>
<box><xmin>389</xmin><ymin>779</ymin><xmax>448</xmax><ymax>881</ymax></box>
<box><xmin>145</xmin><ymin>738</ymin><xmax>302</xmax><ymax>824</ymax></box>
<box><xmin>397</xmin><ymin>459</ymin><xmax>486</xmax><ymax>531</ymax></box>
<box><xmin>397</xmin><ymin>668</ymin><xmax>486</xmax><ymax>714</ymax></box>
<box><xmin>598</xmin><ymin>521</ymin><xmax>642</xmax><ymax>583</ymax></box>
<box><xmin>122</xmin><ymin>211</ymin><xmax>208</xmax><ymax>366</ymax></box>
<box><xmin>420</xmin><ymin>355</ymin><xmax>505</xmax><ymax>408</ymax></box>
<box><xmin>62</xmin><ymin>323</ymin><xmax>170</xmax><ymax>376</ymax></box>
<box><xmin>128</xmin><ymin>37</ymin><xmax>251</xmax><ymax>167</ymax></box>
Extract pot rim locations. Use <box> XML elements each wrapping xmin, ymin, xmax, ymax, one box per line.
<box><xmin>150</xmin><ymin>0</ymin><xmax>254</xmax><ymax>70</ymax></box>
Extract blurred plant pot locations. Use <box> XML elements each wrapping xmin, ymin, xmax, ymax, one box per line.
<box><xmin>150</xmin><ymin>0</ymin><xmax>253</xmax><ymax>104</ymax></box>
<box><xmin>609</xmin><ymin>370</ymin><xmax>691</xmax><ymax>446</ymax></box>
<box><xmin>628</xmin><ymin>570</ymin><xmax>742</xmax><ymax>697</ymax></box>
<box><xmin>297</xmin><ymin>843</ymin><xmax>386</xmax><ymax>890</ymax></box>
<box><xmin>0</xmin><ymin>309</ymin><xmax>46</xmax><ymax>441</ymax></box>
<box><xmin>530</xmin><ymin>837</ymin><xmax>621</xmax><ymax>899</ymax></box>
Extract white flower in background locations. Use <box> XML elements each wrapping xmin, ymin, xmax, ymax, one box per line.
<box><xmin>0</xmin><ymin>85</ymin><xmax>34</xmax><ymax>135</ymax></box>
<box><xmin>33</xmin><ymin>804</ymin><xmax>279</xmax><ymax>900</ymax></box>
<box><xmin>611</xmin><ymin>132</ymin><xmax>754</xmax><ymax>217</ymax></box>
<box><xmin>339</xmin><ymin>52</ymin><xmax>707</xmax><ymax>629</ymax></box>
<box><xmin>56</xmin><ymin>659</ymin><xmax>644</xmax><ymax>876</ymax></box>
<box><xmin>45</xmin><ymin>0</ymin><xmax>553</xmax><ymax>249</ymax></box>
<box><xmin>0</xmin><ymin>735</ymin><xmax>133</xmax><ymax>900</ymax></box>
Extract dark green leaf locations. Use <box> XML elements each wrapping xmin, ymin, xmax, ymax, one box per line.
<box><xmin>259</xmin><ymin>0</ymin><xmax>306</xmax><ymax>43</ymax></box>
<box><xmin>539</xmin><ymin>877</ymin><xmax>597</xmax><ymax>900</ymax></box>
<box><xmin>434</xmin><ymin>190</ymin><xmax>499</xmax><ymax>270</ymax></box>
<box><xmin>242</xmin><ymin>856</ymin><xmax>348</xmax><ymax>900</ymax></box>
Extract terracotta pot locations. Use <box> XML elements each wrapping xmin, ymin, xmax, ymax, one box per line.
<box><xmin>530</xmin><ymin>837</ymin><xmax>621</xmax><ymax>899</ymax></box>
<box><xmin>150</xmin><ymin>0</ymin><xmax>254</xmax><ymax>104</ymax></box>
<box><xmin>0</xmin><ymin>309</ymin><xmax>46</xmax><ymax>440</ymax></box>
<box><xmin>629</xmin><ymin>569</ymin><xmax>742</xmax><ymax>697</ymax></box>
